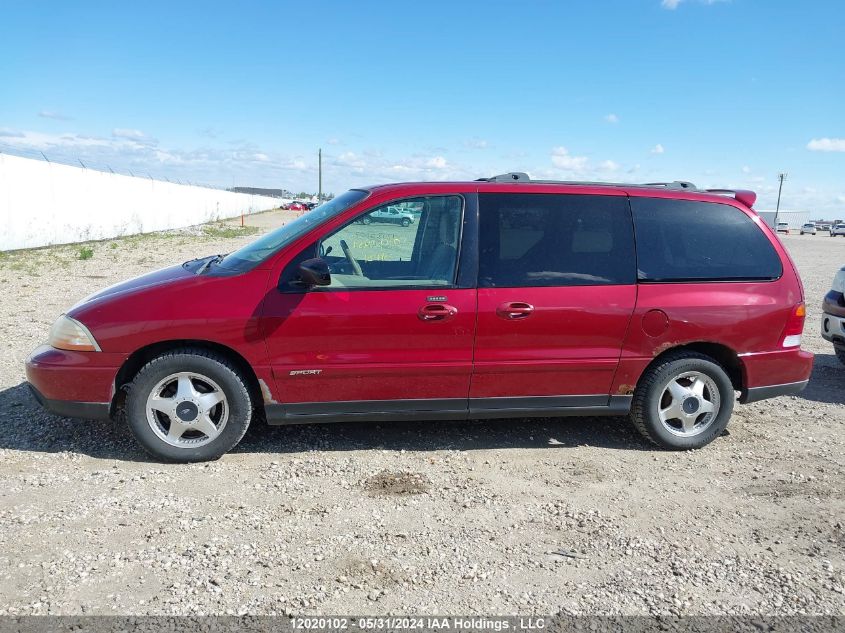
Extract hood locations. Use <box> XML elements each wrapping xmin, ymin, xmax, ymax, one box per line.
<box><xmin>70</xmin><ymin>263</ymin><xmax>195</xmax><ymax>311</ymax></box>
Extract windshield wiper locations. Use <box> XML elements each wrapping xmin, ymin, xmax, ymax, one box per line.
<box><xmin>196</xmin><ymin>254</ymin><xmax>226</xmax><ymax>275</ymax></box>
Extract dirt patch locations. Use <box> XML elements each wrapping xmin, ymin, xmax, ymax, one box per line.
<box><xmin>364</xmin><ymin>470</ymin><xmax>431</xmax><ymax>496</ymax></box>
<box><xmin>0</xmin><ymin>230</ymin><xmax>844</xmax><ymax>616</ymax></box>
<box><xmin>338</xmin><ymin>555</ymin><xmax>405</xmax><ymax>588</ymax></box>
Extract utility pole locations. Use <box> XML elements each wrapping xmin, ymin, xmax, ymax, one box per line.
<box><xmin>318</xmin><ymin>148</ymin><xmax>322</xmax><ymax>202</ymax></box>
<box><xmin>774</xmin><ymin>172</ymin><xmax>787</xmax><ymax>227</ymax></box>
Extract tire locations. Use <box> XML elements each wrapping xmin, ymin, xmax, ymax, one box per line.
<box><xmin>361</xmin><ymin>216</ymin><xmax>372</xmax><ymax>225</ymax></box>
<box><xmin>125</xmin><ymin>348</ymin><xmax>253</xmax><ymax>462</ymax></box>
<box><xmin>401</xmin><ymin>218</ymin><xmax>410</xmax><ymax>227</ymax></box>
<box><xmin>629</xmin><ymin>351</ymin><xmax>735</xmax><ymax>450</ymax></box>
<box><xmin>835</xmin><ymin>345</ymin><xmax>845</xmax><ymax>367</ymax></box>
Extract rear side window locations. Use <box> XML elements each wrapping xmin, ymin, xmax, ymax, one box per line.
<box><xmin>630</xmin><ymin>197</ymin><xmax>782</xmax><ymax>282</ymax></box>
<box><xmin>478</xmin><ymin>193</ymin><xmax>636</xmax><ymax>287</ymax></box>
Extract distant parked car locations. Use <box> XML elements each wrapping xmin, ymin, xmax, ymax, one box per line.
<box><xmin>776</xmin><ymin>222</ymin><xmax>790</xmax><ymax>234</ymax></box>
<box><xmin>800</xmin><ymin>223</ymin><xmax>817</xmax><ymax>235</ymax></box>
<box><xmin>357</xmin><ymin>208</ymin><xmax>415</xmax><ymax>227</ymax></box>
<box><xmin>822</xmin><ymin>265</ymin><xmax>845</xmax><ymax>365</ymax></box>
<box><xmin>288</xmin><ymin>202</ymin><xmax>308</xmax><ymax>212</ymax></box>
<box><xmin>831</xmin><ymin>223</ymin><xmax>845</xmax><ymax>237</ymax></box>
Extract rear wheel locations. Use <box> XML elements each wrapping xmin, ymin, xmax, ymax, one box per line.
<box><xmin>630</xmin><ymin>351</ymin><xmax>735</xmax><ymax>450</ymax></box>
<box><xmin>125</xmin><ymin>349</ymin><xmax>253</xmax><ymax>462</ymax></box>
<box><xmin>835</xmin><ymin>344</ymin><xmax>845</xmax><ymax>366</ymax></box>
<box><xmin>401</xmin><ymin>218</ymin><xmax>411</xmax><ymax>227</ymax></box>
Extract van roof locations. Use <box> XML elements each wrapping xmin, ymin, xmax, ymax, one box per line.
<box><xmin>363</xmin><ymin>173</ymin><xmax>757</xmax><ymax>208</ymax></box>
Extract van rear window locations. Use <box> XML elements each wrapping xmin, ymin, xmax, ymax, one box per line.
<box><xmin>630</xmin><ymin>197</ymin><xmax>782</xmax><ymax>282</ymax></box>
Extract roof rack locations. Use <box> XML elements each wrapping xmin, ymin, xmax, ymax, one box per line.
<box><xmin>475</xmin><ymin>173</ymin><xmax>756</xmax><ymax>207</ymax></box>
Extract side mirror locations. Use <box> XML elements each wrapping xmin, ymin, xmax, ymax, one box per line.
<box><xmin>297</xmin><ymin>258</ymin><xmax>331</xmax><ymax>287</ymax></box>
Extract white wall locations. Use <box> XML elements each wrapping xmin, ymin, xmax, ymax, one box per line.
<box><xmin>0</xmin><ymin>153</ymin><xmax>283</xmax><ymax>250</ymax></box>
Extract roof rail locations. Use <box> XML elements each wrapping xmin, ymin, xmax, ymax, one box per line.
<box><xmin>475</xmin><ymin>173</ymin><xmax>756</xmax><ymax>207</ymax></box>
<box><xmin>477</xmin><ymin>173</ymin><xmax>697</xmax><ymax>189</ymax></box>
<box><xmin>642</xmin><ymin>181</ymin><xmax>698</xmax><ymax>190</ymax></box>
<box><xmin>476</xmin><ymin>172</ymin><xmax>531</xmax><ymax>182</ymax></box>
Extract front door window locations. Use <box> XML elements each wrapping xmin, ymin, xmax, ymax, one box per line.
<box><xmin>317</xmin><ymin>195</ymin><xmax>463</xmax><ymax>289</ymax></box>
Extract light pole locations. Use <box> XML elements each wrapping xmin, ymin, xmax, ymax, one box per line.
<box><xmin>774</xmin><ymin>172</ymin><xmax>787</xmax><ymax>227</ymax></box>
<box><xmin>318</xmin><ymin>148</ymin><xmax>322</xmax><ymax>202</ymax></box>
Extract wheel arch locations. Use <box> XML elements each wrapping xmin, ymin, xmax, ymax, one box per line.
<box><xmin>111</xmin><ymin>339</ymin><xmax>264</xmax><ymax>418</ymax></box>
<box><xmin>644</xmin><ymin>341</ymin><xmax>745</xmax><ymax>392</ymax></box>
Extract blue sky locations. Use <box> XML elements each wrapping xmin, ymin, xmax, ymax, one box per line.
<box><xmin>1</xmin><ymin>0</ymin><xmax>843</xmax><ymax>212</ymax></box>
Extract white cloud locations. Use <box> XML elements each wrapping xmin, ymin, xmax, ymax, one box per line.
<box><xmin>661</xmin><ymin>0</ymin><xmax>729</xmax><ymax>9</ymax></box>
<box><xmin>112</xmin><ymin>128</ymin><xmax>147</xmax><ymax>140</ymax></box>
<box><xmin>807</xmin><ymin>137</ymin><xmax>845</xmax><ymax>152</ymax></box>
<box><xmin>551</xmin><ymin>146</ymin><xmax>589</xmax><ymax>172</ymax></box>
<box><xmin>425</xmin><ymin>156</ymin><xmax>448</xmax><ymax>169</ymax></box>
<box><xmin>650</xmin><ymin>143</ymin><xmax>665</xmax><ymax>154</ymax></box>
<box><xmin>741</xmin><ymin>165</ymin><xmax>751</xmax><ymax>174</ymax></box>
<box><xmin>604</xmin><ymin>114</ymin><xmax>619</xmax><ymax>124</ymax></box>
<box><xmin>38</xmin><ymin>110</ymin><xmax>72</xmax><ymax>121</ymax></box>
<box><xmin>326</xmin><ymin>138</ymin><xmax>341</xmax><ymax>145</ymax></box>
<box><xmin>599</xmin><ymin>160</ymin><xmax>620</xmax><ymax>171</ymax></box>
<box><xmin>464</xmin><ymin>138</ymin><xmax>489</xmax><ymax>149</ymax></box>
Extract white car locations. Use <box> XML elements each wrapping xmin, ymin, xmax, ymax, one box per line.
<box><xmin>831</xmin><ymin>223</ymin><xmax>845</xmax><ymax>237</ymax></box>
<box><xmin>776</xmin><ymin>222</ymin><xmax>789</xmax><ymax>234</ymax></box>
<box><xmin>821</xmin><ymin>266</ymin><xmax>845</xmax><ymax>365</ymax></box>
<box><xmin>800</xmin><ymin>223</ymin><xmax>817</xmax><ymax>235</ymax></box>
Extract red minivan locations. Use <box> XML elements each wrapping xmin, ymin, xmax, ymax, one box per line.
<box><xmin>26</xmin><ymin>174</ymin><xmax>814</xmax><ymax>462</ymax></box>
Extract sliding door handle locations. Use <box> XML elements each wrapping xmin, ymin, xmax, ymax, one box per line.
<box><xmin>496</xmin><ymin>301</ymin><xmax>534</xmax><ymax>320</ymax></box>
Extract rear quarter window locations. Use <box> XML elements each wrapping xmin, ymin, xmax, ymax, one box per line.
<box><xmin>630</xmin><ymin>197</ymin><xmax>782</xmax><ymax>282</ymax></box>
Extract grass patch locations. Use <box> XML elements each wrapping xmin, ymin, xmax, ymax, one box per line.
<box><xmin>202</xmin><ymin>224</ymin><xmax>260</xmax><ymax>239</ymax></box>
<box><xmin>78</xmin><ymin>246</ymin><xmax>95</xmax><ymax>260</ymax></box>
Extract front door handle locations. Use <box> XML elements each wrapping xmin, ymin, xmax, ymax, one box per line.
<box><xmin>496</xmin><ymin>301</ymin><xmax>534</xmax><ymax>320</ymax></box>
<box><xmin>418</xmin><ymin>303</ymin><xmax>458</xmax><ymax>322</ymax></box>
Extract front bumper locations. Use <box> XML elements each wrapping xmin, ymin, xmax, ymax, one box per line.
<box><xmin>25</xmin><ymin>345</ymin><xmax>121</xmax><ymax>420</ymax></box>
<box><xmin>822</xmin><ymin>312</ymin><xmax>845</xmax><ymax>346</ymax></box>
<box><xmin>28</xmin><ymin>383</ymin><xmax>110</xmax><ymax>420</ymax></box>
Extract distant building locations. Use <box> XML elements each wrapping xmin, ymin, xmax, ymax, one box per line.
<box><xmin>755</xmin><ymin>209</ymin><xmax>810</xmax><ymax>229</ymax></box>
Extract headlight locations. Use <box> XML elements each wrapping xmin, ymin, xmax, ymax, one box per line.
<box><xmin>832</xmin><ymin>269</ymin><xmax>845</xmax><ymax>294</ymax></box>
<box><xmin>48</xmin><ymin>315</ymin><xmax>101</xmax><ymax>352</ymax></box>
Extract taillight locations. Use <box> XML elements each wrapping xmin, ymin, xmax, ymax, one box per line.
<box><xmin>781</xmin><ymin>303</ymin><xmax>805</xmax><ymax>348</ymax></box>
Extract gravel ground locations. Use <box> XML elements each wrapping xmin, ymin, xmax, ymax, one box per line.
<box><xmin>0</xmin><ymin>222</ymin><xmax>843</xmax><ymax>617</ymax></box>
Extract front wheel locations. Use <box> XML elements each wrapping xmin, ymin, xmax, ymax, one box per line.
<box><xmin>835</xmin><ymin>345</ymin><xmax>845</xmax><ymax>367</ymax></box>
<box><xmin>629</xmin><ymin>352</ymin><xmax>735</xmax><ymax>450</ymax></box>
<box><xmin>125</xmin><ymin>349</ymin><xmax>253</xmax><ymax>462</ymax></box>
<box><xmin>401</xmin><ymin>218</ymin><xmax>411</xmax><ymax>227</ymax></box>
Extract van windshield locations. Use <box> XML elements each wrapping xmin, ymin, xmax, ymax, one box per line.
<box><xmin>215</xmin><ymin>189</ymin><xmax>370</xmax><ymax>272</ymax></box>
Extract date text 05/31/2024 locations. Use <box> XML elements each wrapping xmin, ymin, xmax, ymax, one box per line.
<box><xmin>291</xmin><ymin>617</ymin><xmax>547</xmax><ymax>631</ymax></box>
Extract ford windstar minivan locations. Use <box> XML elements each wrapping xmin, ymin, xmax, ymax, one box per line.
<box><xmin>26</xmin><ymin>174</ymin><xmax>813</xmax><ymax>462</ymax></box>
